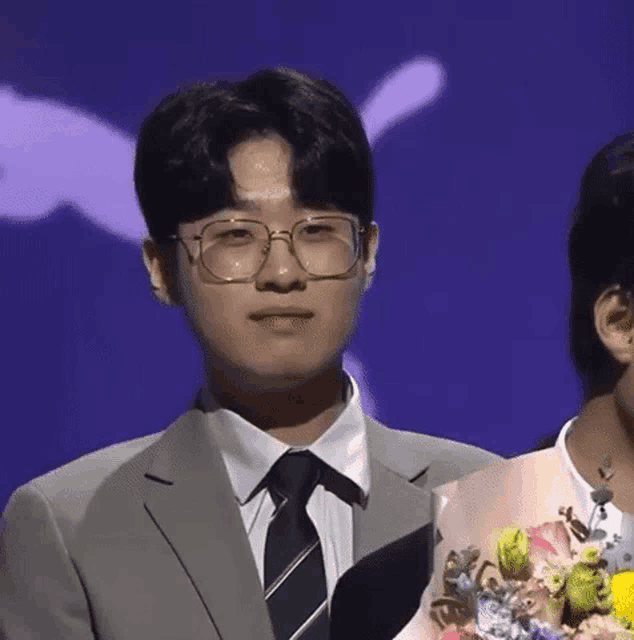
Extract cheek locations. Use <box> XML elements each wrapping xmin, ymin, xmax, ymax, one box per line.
<box><xmin>317</xmin><ymin>278</ymin><xmax>365</xmax><ymax>332</ymax></box>
<box><xmin>616</xmin><ymin>368</ymin><xmax>634</xmax><ymax>417</ymax></box>
<box><xmin>181</xmin><ymin>281</ymin><xmax>247</xmax><ymax>345</ymax></box>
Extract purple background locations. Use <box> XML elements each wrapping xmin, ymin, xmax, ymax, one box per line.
<box><xmin>1</xmin><ymin>0</ymin><xmax>633</xmax><ymax>508</ymax></box>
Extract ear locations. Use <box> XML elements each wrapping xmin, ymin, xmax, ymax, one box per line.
<box><xmin>594</xmin><ymin>285</ymin><xmax>634</xmax><ymax>365</ymax></box>
<box><xmin>141</xmin><ymin>238</ymin><xmax>178</xmax><ymax>306</ymax></box>
<box><xmin>362</xmin><ymin>222</ymin><xmax>379</xmax><ymax>292</ymax></box>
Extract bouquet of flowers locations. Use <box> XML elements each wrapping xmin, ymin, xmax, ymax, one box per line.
<box><xmin>419</xmin><ymin>449</ymin><xmax>634</xmax><ymax>640</ymax></box>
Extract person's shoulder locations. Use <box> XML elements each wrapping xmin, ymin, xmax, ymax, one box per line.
<box><xmin>3</xmin><ymin>430</ymin><xmax>163</xmax><ymax>532</ymax></box>
<box><xmin>364</xmin><ymin>415</ymin><xmax>502</xmax><ymax>489</ymax></box>
<box><xmin>37</xmin><ymin>430</ymin><xmax>161</xmax><ymax>489</ymax></box>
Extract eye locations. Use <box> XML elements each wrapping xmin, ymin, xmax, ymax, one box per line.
<box><xmin>226</xmin><ymin>229</ymin><xmax>250</xmax><ymax>238</ymax></box>
<box><xmin>216</xmin><ymin>228</ymin><xmax>255</xmax><ymax>244</ymax></box>
<box><xmin>300</xmin><ymin>224</ymin><xmax>336</xmax><ymax>239</ymax></box>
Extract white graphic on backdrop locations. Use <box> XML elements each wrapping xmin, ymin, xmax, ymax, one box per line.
<box><xmin>0</xmin><ymin>56</ymin><xmax>445</xmax><ymax>240</ymax></box>
<box><xmin>360</xmin><ymin>56</ymin><xmax>445</xmax><ymax>147</ymax></box>
<box><xmin>0</xmin><ymin>56</ymin><xmax>446</xmax><ymax>414</ymax></box>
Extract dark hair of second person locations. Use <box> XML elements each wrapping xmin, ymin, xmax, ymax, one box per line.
<box><xmin>568</xmin><ymin>132</ymin><xmax>634</xmax><ymax>401</ymax></box>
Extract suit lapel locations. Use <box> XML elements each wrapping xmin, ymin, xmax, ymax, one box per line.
<box><xmin>142</xmin><ymin>408</ymin><xmax>432</xmax><ymax>635</ymax></box>
<box><xmin>144</xmin><ymin>410</ymin><xmax>275</xmax><ymax>640</ymax></box>
<box><xmin>353</xmin><ymin>456</ymin><xmax>433</xmax><ymax>563</ymax></box>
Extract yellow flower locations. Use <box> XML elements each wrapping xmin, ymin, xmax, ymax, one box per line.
<box><xmin>580</xmin><ymin>546</ymin><xmax>601</xmax><ymax>566</ymax></box>
<box><xmin>566</xmin><ymin>563</ymin><xmax>606</xmax><ymax>613</ymax></box>
<box><xmin>545</xmin><ymin>570</ymin><xmax>566</xmax><ymax>596</ymax></box>
<box><xmin>496</xmin><ymin>527</ymin><xmax>529</xmax><ymax>579</ymax></box>
<box><xmin>611</xmin><ymin>570</ymin><xmax>634</xmax><ymax>624</ymax></box>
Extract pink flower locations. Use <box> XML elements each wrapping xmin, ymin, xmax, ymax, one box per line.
<box><xmin>527</xmin><ymin>522</ymin><xmax>572</xmax><ymax>564</ymax></box>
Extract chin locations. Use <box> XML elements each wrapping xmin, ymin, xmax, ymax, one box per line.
<box><xmin>254</xmin><ymin>366</ymin><xmax>315</xmax><ymax>385</ymax></box>
<box><xmin>245</xmin><ymin>359</ymin><xmax>331</xmax><ymax>390</ymax></box>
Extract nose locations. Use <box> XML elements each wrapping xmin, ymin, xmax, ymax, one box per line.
<box><xmin>254</xmin><ymin>232</ymin><xmax>307</xmax><ymax>291</ymax></box>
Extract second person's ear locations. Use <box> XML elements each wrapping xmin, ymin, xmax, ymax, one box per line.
<box><xmin>594</xmin><ymin>285</ymin><xmax>634</xmax><ymax>364</ymax></box>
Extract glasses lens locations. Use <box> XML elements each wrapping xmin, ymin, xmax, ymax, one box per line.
<box><xmin>201</xmin><ymin>221</ymin><xmax>268</xmax><ymax>280</ymax></box>
<box><xmin>293</xmin><ymin>218</ymin><xmax>359</xmax><ymax>276</ymax></box>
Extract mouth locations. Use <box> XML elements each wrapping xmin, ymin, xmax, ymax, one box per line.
<box><xmin>249</xmin><ymin>307</ymin><xmax>315</xmax><ymax>333</ymax></box>
<box><xmin>249</xmin><ymin>307</ymin><xmax>315</xmax><ymax>321</ymax></box>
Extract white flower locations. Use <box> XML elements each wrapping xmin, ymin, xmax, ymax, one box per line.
<box><xmin>476</xmin><ymin>594</ymin><xmax>515</xmax><ymax>638</ymax></box>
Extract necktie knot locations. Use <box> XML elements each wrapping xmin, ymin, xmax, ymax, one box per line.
<box><xmin>268</xmin><ymin>452</ymin><xmax>322</xmax><ymax>507</ymax></box>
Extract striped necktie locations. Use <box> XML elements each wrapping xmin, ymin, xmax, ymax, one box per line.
<box><xmin>264</xmin><ymin>451</ymin><xmax>329</xmax><ymax>640</ymax></box>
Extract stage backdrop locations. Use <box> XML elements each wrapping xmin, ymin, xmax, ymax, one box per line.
<box><xmin>1</xmin><ymin>0</ymin><xmax>633</xmax><ymax>507</ymax></box>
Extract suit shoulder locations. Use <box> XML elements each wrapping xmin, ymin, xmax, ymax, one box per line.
<box><xmin>365</xmin><ymin>416</ymin><xmax>502</xmax><ymax>488</ymax></box>
<box><xmin>3</xmin><ymin>431</ymin><xmax>162</xmax><ymax>529</ymax></box>
<box><xmin>36</xmin><ymin>431</ymin><xmax>161</xmax><ymax>490</ymax></box>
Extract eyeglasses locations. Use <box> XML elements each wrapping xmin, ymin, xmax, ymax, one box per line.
<box><xmin>168</xmin><ymin>216</ymin><xmax>367</xmax><ymax>282</ymax></box>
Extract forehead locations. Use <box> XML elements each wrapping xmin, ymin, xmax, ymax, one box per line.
<box><xmin>182</xmin><ymin>134</ymin><xmax>346</xmax><ymax>231</ymax></box>
<box><xmin>227</xmin><ymin>134</ymin><xmax>293</xmax><ymax>202</ymax></box>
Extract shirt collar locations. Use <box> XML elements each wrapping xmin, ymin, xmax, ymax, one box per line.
<box><xmin>198</xmin><ymin>375</ymin><xmax>371</xmax><ymax>506</ymax></box>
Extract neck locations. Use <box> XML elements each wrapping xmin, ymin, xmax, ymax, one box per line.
<box><xmin>205</xmin><ymin>362</ymin><xmax>348</xmax><ymax>446</ymax></box>
<box><xmin>569</xmin><ymin>392</ymin><xmax>634</xmax><ymax>477</ymax></box>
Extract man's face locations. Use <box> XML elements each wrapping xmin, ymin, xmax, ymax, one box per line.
<box><xmin>160</xmin><ymin>134</ymin><xmax>378</xmax><ymax>389</ymax></box>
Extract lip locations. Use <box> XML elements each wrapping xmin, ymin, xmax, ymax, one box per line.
<box><xmin>249</xmin><ymin>307</ymin><xmax>314</xmax><ymax>320</ymax></box>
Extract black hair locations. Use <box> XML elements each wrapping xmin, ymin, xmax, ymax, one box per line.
<box><xmin>134</xmin><ymin>68</ymin><xmax>374</xmax><ymax>244</ymax></box>
<box><xmin>568</xmin><ymin>132</ymin><xmax>634</xmax><ymax>399</ymax></box>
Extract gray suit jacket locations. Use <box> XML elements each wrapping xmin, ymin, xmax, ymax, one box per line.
<box><xmin>0</xmin><ymin>409</ymin><xmax>500</xmax><ymax>639</ymax></box>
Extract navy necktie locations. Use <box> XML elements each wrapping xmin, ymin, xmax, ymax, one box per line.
<box><xmin>264</xmin><ymin>452</ymin><xmax>329</xmax><ymax>640</ymax></box>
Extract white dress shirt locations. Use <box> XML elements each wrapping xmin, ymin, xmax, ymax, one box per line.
<box><xmin>555</xmin><ymin>417</ymin><xmax>634</xmax><ymax>571</ymax></box>
<box><xmin>198</xmin><ymin>375</ymin><xmax>371</xmax><ymax>603</ymax></box>
<box><xmin>555</xmin><ymin>418</ymin><xmax>622</xmax><ymax>541</ymax></box>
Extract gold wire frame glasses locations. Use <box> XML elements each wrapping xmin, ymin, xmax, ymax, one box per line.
<box><xmin>167</xmin><ymin>215</ymin><xmax>367</xmax><ymax>282</ymax></box>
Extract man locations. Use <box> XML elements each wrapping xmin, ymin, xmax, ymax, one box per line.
<box><xmin>0</xmin><ymin>68</ymin><xmax>500</xmax><ymax>639</ymax></box>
